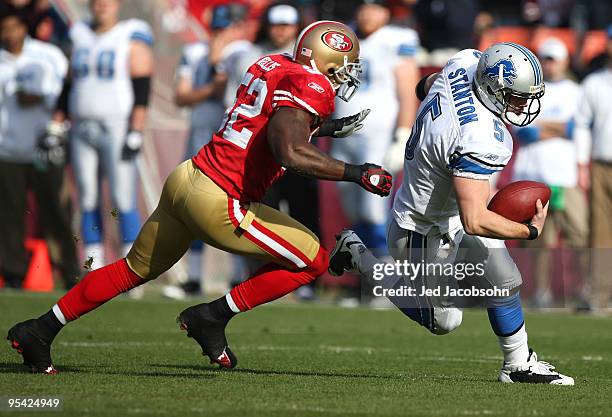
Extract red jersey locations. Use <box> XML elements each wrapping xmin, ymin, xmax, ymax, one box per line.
<box><xmin>193</xmin><ymin>54</ymin><xmax>336</xmax><ymax>202</ymax></box>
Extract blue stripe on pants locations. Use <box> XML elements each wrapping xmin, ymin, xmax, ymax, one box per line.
<box><xmin>397</xmin><ymin>230</ymin><xmax>435</xmax><ymax>332</ymax></box>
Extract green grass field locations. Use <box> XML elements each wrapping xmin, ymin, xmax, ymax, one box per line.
<box><xmin>0</xmin><ymin>291</ymin><xmax>610</xmax><ymax>417</ymax></box>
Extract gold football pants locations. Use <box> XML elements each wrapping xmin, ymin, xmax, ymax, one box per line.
<box><xmin>126</xmin><ymin>160</ymin><xmax>321</xmax><ymax>280</ymax></box>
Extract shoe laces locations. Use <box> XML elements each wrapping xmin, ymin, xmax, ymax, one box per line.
<box><xmin>527</xmin><ymin>350</ymin><xmax>557</xmax><ymax>374</ymax></box>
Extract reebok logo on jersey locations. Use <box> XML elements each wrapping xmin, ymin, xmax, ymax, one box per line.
<box><xmin>322</xmin><ymin>31</ymin><xmax>353</xmax><ymax>52</ymax></box>
<box><xmin>483</xmin><ymin>153</ymin><xmax>499</xmax><ymax>161</ymax></box>
<box><xmin>308</xmin><ymin>82</ymin><xmax>325</xmax><ymax>93</ymax></box>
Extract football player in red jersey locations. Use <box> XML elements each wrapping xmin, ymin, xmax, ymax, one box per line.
<box><xmin>7</xmin><ymin>21</ymin><xmax>393</xmax><ymax>373</ymax></box>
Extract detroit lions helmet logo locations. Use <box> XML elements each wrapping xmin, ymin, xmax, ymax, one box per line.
<box><xmin>483</xmin><ymin>56</ymin><xmax>518</xmax><ymax>86</ymax></box>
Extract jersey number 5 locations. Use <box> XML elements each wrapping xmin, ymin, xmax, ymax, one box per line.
<box><xmin>405</xmin><ymin>93</ymin><xmax>442</xmax><ymax>160</ymax></box>
<box><xmin>219</xmin><ymin>72</ymin><xmax>268</xmax><ymax>149</ymax></box>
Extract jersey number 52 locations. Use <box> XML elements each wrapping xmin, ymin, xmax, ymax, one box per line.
<box><xmin>218</xmin><ymin>72</ymin><xmax>268</xmax><ymax>150</ymax></box>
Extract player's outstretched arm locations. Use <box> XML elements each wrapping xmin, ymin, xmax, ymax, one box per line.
<box><xmin>453</xmin><ymin>176</ymin><xmax>547</xmax><ymax>240</ymax></box>
<box><xmin>314</xmin><ymin>109</ymin><xmax>370</xmax><ymax>138</ymax></box>
<box><xmin>268</xmin><ymin>107</ymin><xmax>392</xmax><ymax>196</ymax></box>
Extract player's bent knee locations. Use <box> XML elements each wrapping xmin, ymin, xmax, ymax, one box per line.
<box><xmin>299</xmin><ymin>245</ymin><xmax>328</xmax><ymax>284</ymax></box>
<box><xmin>125</xmin><ymin>253</ymin><xmax>159</xmax><ymax>281</ymax></box>
<box><xmin>432</xmin><ymin>308</ymin><xmax>463</xmax><ymax>335</ymax></box>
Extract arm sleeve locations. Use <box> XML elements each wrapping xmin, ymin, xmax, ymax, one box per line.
<box><xmin>395</xmin><ymin>28</ymin><xmax>420</xmax><ymax>58</ymax></box>
<box><xmin>44</xmin><ymin>51</ymin><xmax>69</xmax><ymax>110</ymax></box>
<box><xmin>129</xmin><ymin>20</ymin><xmax>154</xmax><ymax>47</ymax></box>
<box><xmin>176</xmin><ymin>47</ymin><xmax>194</xmax><ymax>81</ymax></box>
<box><xmin>272</xmin><ymin>73</ymin><xmax>335</xmax><ymax>119</ymax></box>
<box><xmin>573</xmin><ymin>82</ymin><xmax>593</xmax><ymax>164</ymax></box>
<box><xmin>448</xmin><ymin>136</ymin><xmax>510</xmax><ymax>180</ymax></box>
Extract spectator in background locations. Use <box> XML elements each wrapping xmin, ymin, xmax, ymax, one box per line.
<box><xmin>56</xmin><ymin>0</ymin><xmax>154</xmax><ymax>278</ymax></box>
<box><xmin>236</xmin><ymin>3</ymin><xmax>300</xmax><ymax>71</ymax></box>
<box><xmin>522</xmin><ymin>0</ymin><xmax>574</xmax><ymax>28</ymax></box>
<box><xmin>511</xmin><ymin>38</ymin><xmax>587</xmax><ymax>309</ymax></box>
<box><xmin>412</xmin><ymin>0</ymin><xmax>479</xmax><ymax>65</ymax></box>
<box><xmin>163</xmin><ymin>3</ymin><xmax>250</xmax><ymax>300</ymax></box>
<box><xmin>6</xmin><ymin>0</ymin><xmax>70</xmax><ymax>50</ymax></box>
<box><xmin>214</xmin><ymin>3</ymin><xmax>257</xmax><ymax>110</ymax></box>
<box><xmin>332</xmin><ymin>0</ymin><xmax>419</xmax><ymax>252</ymax></box>
<box><xmin>0</xmin><ymin>7</ymin><xmax>78</xmax><ymax>289</ymax></box>
<box><xmin>574</xmin><ymin>26</ymin><xmax>612</xmax><ymax>312</ymax></box>
<box><xmin>573</xmin><ymin>0</ymin><xmax>611</xmax><ymax>31</ymax></box>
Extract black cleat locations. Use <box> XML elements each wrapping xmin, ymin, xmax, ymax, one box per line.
<box><xmin>7</xmin><ymin>320</ymin><xmax>58</xmax><ymax>374</ymax></box>
<box><xmin>177</xmin><ymin>304</ymin><xmax>238</xmax><ymax>369</ymax></box>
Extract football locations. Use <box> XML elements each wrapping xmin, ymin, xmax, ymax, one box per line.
<box><xmin>488</xmin><ymin>180</ymin><xmax>551</xmax><ymax>223</ymax></box>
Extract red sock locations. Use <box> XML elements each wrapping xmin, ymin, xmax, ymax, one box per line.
<box><xmin>229</xmin><ymin>246</ymin><xmax>328</xmax><ymax>311</ymax></box>
<box><xmin>57</xmin><ymin>259</ymin><xmax>145</xmax><ymax>321</ymax></box>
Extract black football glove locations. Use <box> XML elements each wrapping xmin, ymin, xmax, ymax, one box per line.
<box><xmin>34</xmin><ymin>121</ymin><xmax>68</xmax><ymax>170</ymax></box>
<box><xmin>343</xmin><ymin>163</ymin><xmax>393</xmax><ymax>197</ymax></box>
<box><xmin>315</xmin><ymin>109</ymin><xmax>370</xmax><ymax>138</ymax></box>
<box><xmin>121</xmin><ymin>130</ymin><xmax>144</xmax><ymax>160</ymax></box>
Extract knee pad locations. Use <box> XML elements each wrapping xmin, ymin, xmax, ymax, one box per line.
<box><xmin>432</xmin><ymin>308</ymin><xmax>463</xmax><ymax>335</ymax></box>
<box><xmin>82</xmin><ymin>209</ymin><xmax>103</xmax><ymax>244</ymax></box>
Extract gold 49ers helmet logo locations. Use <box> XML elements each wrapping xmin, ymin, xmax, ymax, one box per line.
<box><xmin>321</xmin><ymin>31</ymin><xmax>353</xmax><ymax>52</ymax></box>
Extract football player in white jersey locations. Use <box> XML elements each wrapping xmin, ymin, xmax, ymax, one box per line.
<box><xmin>55</xmin><ymin>0</ymin><xmax>153</xmax><ymax>270</ymax></box>
<box><xmin>330</xmin><ymin>43</ymin><xmax>575</xmax><ymax>384</ymax></box>
<box><xmin>331</xmin><ymin>0</ymin><xmax>419</xmax><ymax>250</ymax></box>
<box><xmin>512</xmin><ymin>38</ymin><xmax>588</xmax><ymax>309</ymax></box>
<box><xmin>0</xmin><ymin>7</ymin><xmax>79</xmax><ymax>289</ymax></box>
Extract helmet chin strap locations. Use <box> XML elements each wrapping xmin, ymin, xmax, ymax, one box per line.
<box><xmin>309</xmin><ymin>58</ymin><xmax>319</xmax><ymax>72</ymax></box>
<box><xmin>473</xmin><ymin>81</ymin><xmax>503</xmax><ymax>119</ymax></box>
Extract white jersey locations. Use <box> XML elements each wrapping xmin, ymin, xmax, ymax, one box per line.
<box><xmin>216</xmin><ymin>39</ymin><xmax>254</xmax><ymax>109</ymax></box>
<box><xmin>68</xmin><ymin>19</ymin><xmax>153</xmax><ymax>120</ymax></box>
<box><xmin>334</xmin><ymin>25</ymin><xmax>419</xmax><ymax>135</ymax></box>
<box><xmin>226</xmin><ymin>41</ymin><xmax>294</xmax><ymax>109</ymax></box>
<box><xmin>574</xmin><ymin>68</ymin><xmax>612</xmax><ymax>164</ymax></box>
<box><xmin>0</xmin><ymin>38</ymin><xmax>68</xmax><ymax>162</ymax></box>
<box><xmin>393</xmin><ymin>49</ymin><xmax>513</xmax><ymax>235</ymax></box>
<box><xmin>512</xmin><ymin>78</ymin><xmax>580</xmax><ymax>187</ymax></box>
<box><xmin>175</xmin><ymin>41</ymin><xmax>224</xmax><ymax>131</ymax></box>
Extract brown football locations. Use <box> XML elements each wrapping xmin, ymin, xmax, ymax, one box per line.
<box><xmin>488</xmin><ymin>181</ymin><xmax>551</xmax><ymax>223</ymax></box>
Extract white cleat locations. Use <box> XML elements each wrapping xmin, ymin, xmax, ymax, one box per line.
<box><xmin>328</xmin><ymin>229</ymin><xmax>368</xmax><ymax>276</ymax></box>
<box><xmin>498</xmin><ymin>349</ymin><xmax>575</xmax><ymax>385</ymax></box>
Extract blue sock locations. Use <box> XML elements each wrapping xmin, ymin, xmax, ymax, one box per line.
<box><xmin>119</xmin><ymin>209</ymin><xmax>141</xmax><ymax>243</ymax></box>
<box><xmin>386</xmin><ymin>231</ymin><xmax>434</xmax><ymax>331</ymax></box>
<box><xmin>82</xmin><ymin>209</ymin><xmax>103</xmax><ymax>244</ymax></box>
<box><xmin>487</xmin><ymin>292</ymin><xmax>525</xmax><ymax>337</ymax></box>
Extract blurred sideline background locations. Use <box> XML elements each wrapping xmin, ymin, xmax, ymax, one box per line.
<box><xmin>5</xmin><ymin>0</ymin><xmax>611</xmax><ymax>307</ymax></box>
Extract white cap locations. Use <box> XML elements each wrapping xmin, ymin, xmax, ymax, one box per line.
<box><xmin>538</xmin><ymin>38</ymin><xmax>568</xmax><ymax>61</ymax></box>
<box><xmin>268</xmin><ymin>4</ymin><xmax>299</xmax><ymax>25</ymax></box>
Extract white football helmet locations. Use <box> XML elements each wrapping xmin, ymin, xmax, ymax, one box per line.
<box><xmin>474</xmin><ymin>42</ymin><xmax>545</xmax><ymax>126</ymax></box>
<box><xmin>293</xmin><ymin>20</ymin><xmax>362</xmax><ymax>102</ymax></box>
